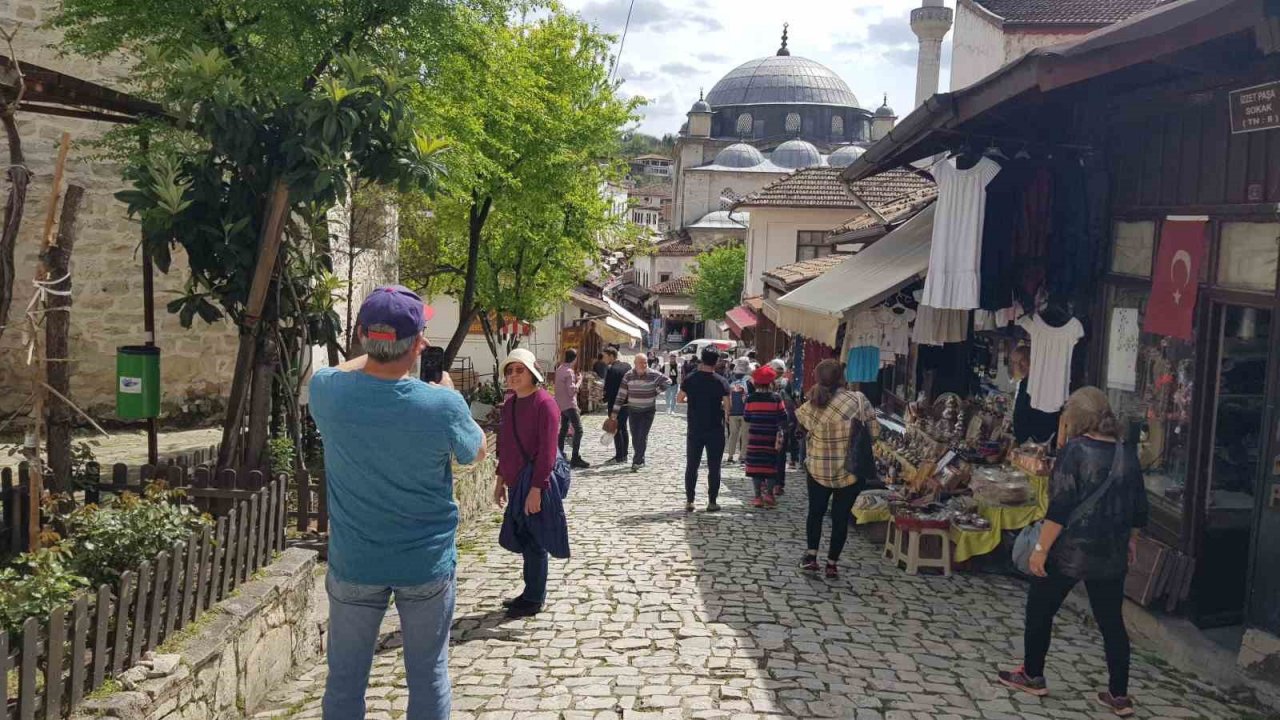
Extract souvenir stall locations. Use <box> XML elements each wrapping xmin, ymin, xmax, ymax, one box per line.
<box><xmin>838</xmin><ymin>1</ymin><xmax>1280</xmax><ymax>673</ymax></box>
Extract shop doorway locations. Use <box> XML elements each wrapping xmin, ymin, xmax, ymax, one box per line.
<box><xmin>1193</xmin><ymin>303</ymin><xmax>1272</xmax><ymax>632</ymax></box>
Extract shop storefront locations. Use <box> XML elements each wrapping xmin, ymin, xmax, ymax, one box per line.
<box><xmin>839</xmin><ymin>0</ymin><xmax>1280</xmax><ymax>685</ymax></box>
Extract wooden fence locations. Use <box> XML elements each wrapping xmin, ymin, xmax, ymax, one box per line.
<box><xmin>1</xmin><ymin>465</ymin><xmax>288</xmax><ymax>720</ymax></box>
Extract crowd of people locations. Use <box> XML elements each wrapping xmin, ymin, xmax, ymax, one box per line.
<box><xmin>306</xmin><ymin>285</ymin><xmax>1152</xmax><ymax>719</ymax></box>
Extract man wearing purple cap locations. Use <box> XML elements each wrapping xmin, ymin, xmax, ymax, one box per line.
<box><xmin>308</xmin><ymin>286</ymin><xmax>486</xmax><ymax>720</ymax></box>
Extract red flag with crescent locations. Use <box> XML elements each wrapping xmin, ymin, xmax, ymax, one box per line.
<box><xmin>1144</xmin><ymin>218</ymin><xmax>1208</xmax><ymax>341</ymax></box>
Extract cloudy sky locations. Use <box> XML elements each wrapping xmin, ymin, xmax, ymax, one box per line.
<box><xmin>560</xmin><ymin>0</ymin><xmax>957</xmax><ymax>136</ymax></box>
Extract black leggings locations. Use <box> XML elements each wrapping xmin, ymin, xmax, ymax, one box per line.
<box><xmin>805</xmin><ymin>476</ymin><xmax>860</xmax><ymax>561</ymax></box>
<box><xmin>1024</xmin><ymin>572</ymin><xmax>1130</xmax><ymax>697</ymax></box>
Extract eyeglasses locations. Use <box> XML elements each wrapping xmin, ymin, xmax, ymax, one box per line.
<box><xmin>503</xmin><ymin>364</ymin><xmax>528</xmax><ymax>377</ymax></box>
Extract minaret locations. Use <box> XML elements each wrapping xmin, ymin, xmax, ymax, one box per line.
<box><xmin>871</xmin><ymin>95</ymin><xmax>897</xmax><ymax>142</ymax></box>
<box><xmin>911</xmin><ymin>0</ymin><xmax>953</xmax><ymax>108</ymax></box>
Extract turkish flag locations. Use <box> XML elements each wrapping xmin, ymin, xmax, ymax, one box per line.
<box><xmin>1144</xmin><ymin>219</ymin><xmax>1208</xmax><ymax>341</ymax></box>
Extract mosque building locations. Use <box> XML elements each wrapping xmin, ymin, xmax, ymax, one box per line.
<box><xmin>670</xmin><ymin>26</ymin><xmax>899</xmax><ymax>233</ymax></box>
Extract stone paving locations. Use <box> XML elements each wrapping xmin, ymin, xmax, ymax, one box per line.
<box><xmin>251</xmin><ymin>409</ymin><xmax>1262</xmax><ymax>720</ymax></box>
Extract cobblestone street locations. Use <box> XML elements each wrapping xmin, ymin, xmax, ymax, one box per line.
<box><xmin>253</xmin><ymin>410</ymin><xmax>1260</xmax><ymax>720</ymax></box>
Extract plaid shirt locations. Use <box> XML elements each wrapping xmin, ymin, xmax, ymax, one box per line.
<box><xmin>795</xmin><ymin>390</ymin><xmax>877</xmax><ymax>488</ymax></box>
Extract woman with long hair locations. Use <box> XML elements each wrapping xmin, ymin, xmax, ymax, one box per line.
<box><xmin>998</xmin><ymin>387</ymin><xmax>1148</xmax><ymax>717</ymax></box>
<box><xmin>794</xmin><ymin>359</ymin><xmax>876</xmax><ymax>579</ymax></box>
<box><xmin>493</xmin><ymin>349</ymin><xmax>561</xmax><ymax>619</ymax></box>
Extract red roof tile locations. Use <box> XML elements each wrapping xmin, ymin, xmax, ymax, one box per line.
<box><xmin>650</xmin><ymin>276</ymin><xmax>696</xmax><ymax>295</ymax></box>
<box><xmin>736</xmin><ymin>167</ymin><xmax>934</xmax><ymax>211</ymax></box>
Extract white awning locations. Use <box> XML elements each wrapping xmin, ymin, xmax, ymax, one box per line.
<box><xmin>658</xmin><ymin>298</ymin><xmax>696</xmax><ymax>316</ymax></box>
<box><xmin>776</xmin><ymin>203</ymin><xmax>935</xmax><ymax>347</ymax></box>
<box><xmin>593</xmin><ymin>316</ymin><xmax>642</xmax><ymax>344</ymax></box>
<box><xmin>604</xmin><ymin>295</ymin><xmax>648</xmax><ymax>336</ymax></box>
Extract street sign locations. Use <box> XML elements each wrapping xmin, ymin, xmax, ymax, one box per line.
<box><xmin>1229</xmin><ymin>81</ymin><xmax>1280</xmax><ymax>134</ymax></box>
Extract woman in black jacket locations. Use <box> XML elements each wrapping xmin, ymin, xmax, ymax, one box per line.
<box><xmin>998</xmin><ymin>387</ymin><xmax>1149</xmax><ymax>717</ymax></box>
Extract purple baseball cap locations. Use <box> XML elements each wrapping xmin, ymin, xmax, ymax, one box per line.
<box><xmin>356</xmin><ymin>286</ymin><xmax>434</xmax><ymax>342</ymax></box>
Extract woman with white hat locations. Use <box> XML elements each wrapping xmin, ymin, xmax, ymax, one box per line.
<box><xmin>493</xmin><ymin>348</ymin><xmax>561</xmax><ymax>618</ymax></box>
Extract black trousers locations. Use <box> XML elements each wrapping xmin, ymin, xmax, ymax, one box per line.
<box><xmin>611</xmin><ymin>405</ymin><xmax>630</xmax><ymax>460</ymax></box>
<box><xmin>558</xmin><ymin>408</ymin><xmax>583</xmax><ymax>460</ymax></box>
<box><xmin>1024</xmin><ymin>572</ymin><xmax>1130</xmax><ymax>697</ymax></box>
<box><xmin>685</xmin><ymin>426</ymin><xmax>725</xmax><ymax>504</ymax></box>
<box><xmin>805</xmin><ymin>476</ymin><xmax>860</xmax><ymax>561</ymax></box>
<box><xmin>629</xmin><ymin>408</ymin><xmax>655</xmax><ymax>465</ymax></box>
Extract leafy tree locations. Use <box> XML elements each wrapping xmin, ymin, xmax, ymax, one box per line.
<box><xmin>691</xmin><ymin>244</ymin><xmax>745</xmax><ymax>321</ymax></box>
<box><xmin>52</xmin><ymin>0</ymin><xmax>485</xmax><ymax>469</ymax></box>
<box><xmin>400</xmin><ymin>7</ymin><xmax>640</xmax><ymax>367</ymax></box>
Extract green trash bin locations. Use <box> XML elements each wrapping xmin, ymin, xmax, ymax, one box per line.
<box><xmin>117</xmin><ymin>346</ymin><xmax>161</xmax><ymax>419</ymax></box>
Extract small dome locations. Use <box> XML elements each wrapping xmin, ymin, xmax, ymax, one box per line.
<box><xmin>771</xmin><ymin>139</ymin><xmax>822</xmax><ymax>169</ymax></box>
<box><xmin>827</xmin><ymin>144</ymin><xmax>866</xmax><ymax>168</ymax></box>
<box><xmin>680</xmin><ymin>120</ymin><xmax>689</xmax><ymax>135</ymax></box>
<box><xmin>875</xmin><ymin>94</ymin><xmax>896</xmax><ymax>118</ymax></box>
<box><xmin>690</xmin><ymin>97</ymin><xmax>711</xmax><ymax>113</ymax></box>
<box><xmin>714</xmin><ymin>143</ymin><xmax>766</xmax><ymax>168</ymax></box>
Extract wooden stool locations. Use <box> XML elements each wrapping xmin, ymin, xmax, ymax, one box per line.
<box><xmin>882</xmin><ymin>519</ymin><xmax>902</xmax><ymax>563</ymax></box>
<box><xmin>886</xmin><ymin>517</ymin><xmax>952</xmax><ymax>577</ymax></box>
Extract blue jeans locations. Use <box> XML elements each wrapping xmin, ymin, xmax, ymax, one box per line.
<box><xmin>323</xmin><ymin>571</ymin><xmax>456</xmax><ymax>720</ymax></box>
<box><xmin>509</xmin><ymin>488</ymin><xmax>549</xmax><ymax>605</ymax></box>
<box><xmin>665</xmin><ymin>385</ymin><xmax>678</xmax><ymax>414</ymax></box>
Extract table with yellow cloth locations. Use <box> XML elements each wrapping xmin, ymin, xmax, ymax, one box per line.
<box><xmin>852</xmin><ymin>475</ymin><xmax>1050</xmax><ymax>564</ymax></box>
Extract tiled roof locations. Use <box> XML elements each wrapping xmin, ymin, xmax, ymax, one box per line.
<box><xmin>650</xmin><ymin>276</ymin><xmax>696</xmax><ymax>295</ymax></box>
<box><xmin>830</xmin><ymin>187</ymin><xmax>939</xmax><ymax>237</ymax></box>
<box><xmin>970</xmin><ymin>0</ymin><xmax>1162</xmax><ymax>26</ymax></box>
<box><xmin>654</xmin><ymin>237</ymin><xmax>699</xmax><ymax>256</ymax></box>
<box><xmin>761</xmin><ymin>254</ymin><xmax>850</xmax><ymax>290</ymax></box>
<box><xmin>736</xmin><ymin>167</ymin><xmax>934</xmax><ymax>211</ymax></box>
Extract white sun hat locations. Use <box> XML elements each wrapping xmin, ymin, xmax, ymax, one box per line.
<box><xmin>499</xmin><ymin>348</ymin><xmax>545</xmax><ymax>384</ymax></box>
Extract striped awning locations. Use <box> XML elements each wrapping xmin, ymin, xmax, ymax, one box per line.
<box><xmin>724</xmin><ymin>305</ymin><xmax>759</xmax><ymax>337</ymax></box>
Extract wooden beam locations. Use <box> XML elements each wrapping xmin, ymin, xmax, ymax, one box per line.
<box><xmin>44</xmin><ymin>184</ymin><xmax>84</xmax><ymax>495</ymax></box>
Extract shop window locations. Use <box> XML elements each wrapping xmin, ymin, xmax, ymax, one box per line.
<box><xmin>1110</xmin><ymin>221</ymin><xmax>1155</xmax><ymax>277</ymax></box>
<box><xmin>1102</xmin><ymin>285</ymin><xmax>1196</xmax><ymax>536</ymax></box>
<box><xmin>797</xmin><ymin>231</ymin><xmax>830</xmax><ymax>261</ymax></box>
<box><xmin>1218</xmin><ymin>222</ymin><xmax>1279</xmax><ymax>292</ymax></box>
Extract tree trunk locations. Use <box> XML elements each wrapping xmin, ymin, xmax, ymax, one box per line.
<box><xmin>43</xmin><ymin>184</ymin><xmax>84</xmax><ymax>493</ymax></box>
<box><xmin>0</xmin><ymin>112</ymin><xmax>29</xmax><ymax>343</ymax></box>
<box><xmin>218</xmin><ymin>180</ymin><xmax>291</xmax><ymax>469</ymax></box>
<box><xmin>243</xmin><ymin>333</ymin><xmax>277</xmax><ymax>473</ymax></box>
<box><xmin>442</xmin><ymin>195</ymin><xmax>491</xmax><ymax>367</ymax></box>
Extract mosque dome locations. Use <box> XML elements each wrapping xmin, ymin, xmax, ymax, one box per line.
<box><xmin>827</xmin><ymin>144</ymin><xmax>866</xmax><ymax>168</ymax></box>
<box><xmin>875</xmin><ymin>95</ymin><xmax>896</xmax><ymax>118</ymax></box>
<box><xmin>705</xmin><ymin>55</ymin><xmax>860</xmax><ymax>108</ymax></box>
<box><xmin>690</xmin><ymin>95</ymin><xmax>712</xmax><ymax>113</ymax></box>
<box><xmin>713</xmin><ymin>143</ymin><xmax>766</xmax><ymax>168</ymax></box>
<box><xmin>771</xmin><ymin>139</ymin><xmax>823</xmax><ymax>169</ymax></box>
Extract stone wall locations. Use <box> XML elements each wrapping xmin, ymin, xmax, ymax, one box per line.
<box><xmin>454</xmin><ymin>434</ymin><xmax>498</xmax><ymax>530</ymax></box>
<box><xmin>0</xmin><ymin>1</ymin><xmax>240</xmax><ymax>423</ymax></box>
<box><xmin>74</xmin><ymin>548</ymin><xmax>323</xmax><ymax>720</ymax></box>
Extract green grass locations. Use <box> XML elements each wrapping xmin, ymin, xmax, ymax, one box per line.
<box><xmin>85</xmin><ymin>677</ymin><xmax>122</xmax><ymax>701</ymax></box>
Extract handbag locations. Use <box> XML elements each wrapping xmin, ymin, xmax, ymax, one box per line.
<box><xmin>844</xmin><ymin>416</ymin><xmax>884</xmax><ymax>491</ymax></box>
<box><xmin>1013</xmin><ymin>442</ymin><xmax>1126</xmax><ymax>576</ymax></box>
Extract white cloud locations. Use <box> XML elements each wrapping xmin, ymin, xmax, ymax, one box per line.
<box><xmin>564</xmin><ymin>0</ymin><xmax>958</xmax><ymax>135</ymax></box>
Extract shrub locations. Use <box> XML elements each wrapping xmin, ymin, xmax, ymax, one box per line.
<box><xmin>62</xmin><ymin>484</ymin><xmax>211</xmax><ymax>587</ymax></box>
<box><xmin>268</xmin><ymin>435</ymin><xmax>296</xmax><ymax>477</ymax></box>
<box><xmin>0</xmin><ymin>545</ymin><xmax>89</xmax><ymax>636</ymax></box>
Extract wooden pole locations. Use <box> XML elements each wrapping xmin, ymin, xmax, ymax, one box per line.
<box><xmin>140</xmin><ymin>133</ymin><xmax>158</xmax><ymax>465</ymax></box>
<box><xmin>218</xmin><ymin>180</ymin><xmax>291</xmax><ymax>469</ymax></box>
<box><xmin>44</xmin><ymin>184</ymin><xmax>84</xmax><ymax>495</ymax></box>
<box><xmin>25</xmin><ymin>131</ymin><xmax>70</xmax><ymax>550</ymax></box>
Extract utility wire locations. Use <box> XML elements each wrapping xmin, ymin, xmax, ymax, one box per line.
<box><xmin>610</xmin><ymin>0</ymin><xmax>638</xmax><ymax>83</ymax></box>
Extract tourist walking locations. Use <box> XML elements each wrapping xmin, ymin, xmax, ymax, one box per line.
<box><xmin>493</xmin><ymin>349</ymin><xmax>564</xmax><ymax>619</ymax></box>
<box><xmin>795</xmin><ymin>359</ymin><xmax>877</xmax><ymax>579</ymax></box>
<box><xmin>309</xmin><ymin>286</ymin><xmax>486</xmax><ymax>720</ymax></box>
<box><xmin>554</xmin><ymin>349</ymin><xmax>589</xmax><ymax>469</ymax></box>
<box><xmin>725</xmin><ymin>372</ymin><xmax>751</xmax><ymax>463</ymax></box>
<box><xmin>592</xmin><ymin>353</ymin><xmax>609</xmax><ymax>379</ymax></box>
<box><xmin>661</xmin><ymin>352</ymin><xmax>682</xmax><ymax>415</ymax></box>
<box><xmin>678</xmin><ymin>347</ymin><xmax>730</xmax><ymax>512</ymax></box>
<box><xmin>608</xmin><ymin>353</ymin><xmax>672</xmax><ymax>471</ymax></box>
<box><xmin>999</xmin><ymin>387</ymin><xmax>1148</xmax><ymax>717</ymax></box>
<box><xmin>602</xmin><ymin>348</ymin><xmax>632</xmax><ymax>464</ymax></box>
<box><xmin>743</xmin><ymin>365</ymin><xmax>788</xmax><ymax>508</ymax></box>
